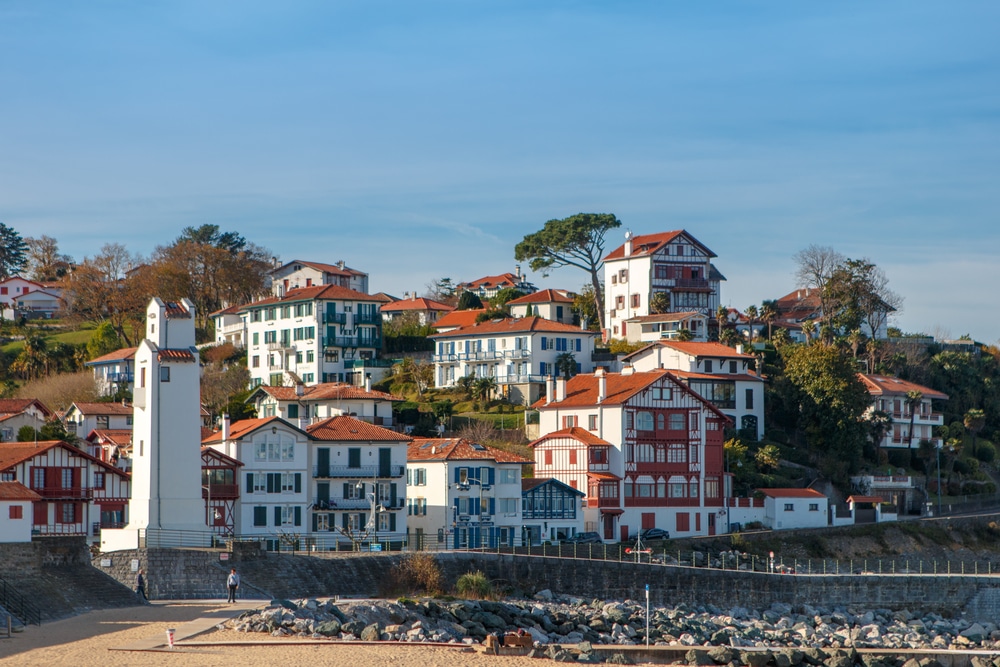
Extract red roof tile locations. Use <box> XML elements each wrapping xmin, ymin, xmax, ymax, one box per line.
<box><xmin>275</xmin><ymin>260</ymin><xmax>367</xmax><ymax>278</ymax></box>
<box><xmin>432</xmin><ymin>309</ymin><xmax>485</xmax><ymax>330</ymax></box>
<box><xmin>87</xmin><ymin>430</ymin><xmax>133</xmax><ymax>446</ymax></box>
<box><xmin>506</xmin><ymin>289</ymin><xmax>574</xmax><ymax>306</ymax></box>
<box><xmin>430</xmin><ymin>316</ymin><xmax>596</xmax><ymax>339</ymax></box>
<box><xmin>0</xmin><ymin>441</ymin><xmax>128</xmax><ymax>477</ymax></box>
<box><xmin>603</xmin><ymin>230</ymin><xmax>716</xmax><ymax>261</ymax></box>
<box><xmin>201</xmin><ymin>416</ymin><xmax>292</xmax><ymax>443</ymax></box>
<box><xmin>760</xmin><ymin>488</ymin><xmax>826</xmax><ymax>498</ymax></box>
<box><xmin>623</xmin><ymin>311</ymin><xmax>705</xmax><ymax>324</ymax></box>
<box><xmin>0</xmin><ymin>481</ymin><xmax>41</xmax><ymax>502</ymax></box>
<box><xmin>858</xmin><ymin>375</ymin><xmax>948</xmax><ymax>400</ymax></box>
<box><xmin>158</xmin><ymin>349</ymin><xmax>196</xmax><ymax>362</ymax></box>
<box><xmin>380</xmin><ymin>297</ymin><xmax>454</xmax><ymax>313</ymax></box>
<box><xmin>459</xmin><ymin>273</ymin><xmax>523</xmax><ymax>290</ymax></box>
<box><xmin>209</xmin><ymin>304</ymin><xmax>243</xmax><ymax>317</ymax></box>
<box><xmin>528</xmin><ymin>427</ymin><xmax>612</xmax><ymax>448</ymax></box>
<box><xmin>85</xmin><ymin>347</ymin><xmax>137</xmax><ymax>365</ymax></box>
<box><xmin>407</xmin><ymin>438</ymin><xmax>531</xmax><ymax>464</ymax></box>
<box><xmin>0</xmin><ymin>398</ymin><xmax>53</xmax><ymax>417</ymax></box>
<box><xmin>70</xmin><ymin>402</ymin><xmax>134</xmax><ymax>416</ymax></box>
<box><xmin>253</xmin><ymin>383</ymin><xmax>405</xmax><ymax>403</ymax></box>
<box><xmin>306</xmin><ymin>416</ymin><xmax>411</xmax><ymax>442</ymax></box>
<box><xmin>243</xmin><ymin>284</ymin><xmax>374</xmax><ymax>309</ymax></box>
<box><xmin>164</xmin><ymin>302</ymin><xmax>193</xmax><ymax>318</ymax></box>
<box><xmin>640</xmin><ymin>341</ymin><xmax>753</xmax><ymax>359</ymax></box>
<box><xmin>668</xmin><ymin>369</ymin><xmax>764</xmax><ymax>383</ymax></box>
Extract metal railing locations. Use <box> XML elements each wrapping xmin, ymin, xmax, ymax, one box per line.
<box><xmin>312</xmin><ymin>464</ymin><xmax>405</xmax><ymax>478</ymax></box>
<box><xmin>0</xmin><ymin>576</ymin><xmax>41</xmax><ymax>626</ymax></box>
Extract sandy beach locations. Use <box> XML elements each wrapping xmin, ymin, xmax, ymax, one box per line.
<box><xmin>0</xmin><ymin>601</ymin><xmax>554</xmax><ymax>667</ymax></box>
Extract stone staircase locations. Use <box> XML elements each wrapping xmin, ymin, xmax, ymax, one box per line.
<box><xmin>9</xmin><ymin>563</ymin><xmax>140</xmax><ymax>622</ymax></box>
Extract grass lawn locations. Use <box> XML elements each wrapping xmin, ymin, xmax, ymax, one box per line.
<box><xmin>1</xmin><ymin>326</ymin><xmax>94</xmax><ymax>354</ymax></box>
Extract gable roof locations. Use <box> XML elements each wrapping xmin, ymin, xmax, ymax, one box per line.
<box><xmin>306</xmin><ymin>416</ymin><xmax>412</xmax><ymax>442</ymax></box>
<box><xmin>164</xmin><ymin>301</ymin><xmax>193</xmax><ymax>319</ymax></box>
<box><xmin>273</xmin><ymin>260</ymin><xmax>367</xmax><ymax>278</ymax></box>
<box><xmin>603</xmin><ymin>230</ymin><xmax>716</xmax><ymax>262</ymax></box>
<box><xmin>521</xmin><ymin>477</ymin><xmax>585</xmax><ymax>496</ymax></box>
<box><xmin>85</xmin><ymin>347</ymin><xmax>138</xmax><ymax>366</ymax></box>
<box><xmin>0</xmin><ymin>441</ymin><xmax>128</xmax><ymax>477</ymax></box>
<box><xmin>86</xmin><ymin>429</ymin><xmax>133</xmax><ymax>446</ymax></box>
<box><xmin>459</xmin><ymin>273</ymin><xmax>526</xmax><ymax>290</ymax></box>
<box><xmin>760</xmin><ymin>488</ymin><xmax>826</xmax><ymax>499</ymax></box>
<box><xmin>527</xmin><ymin>426</ymin><xmax>612</xmax><ymax>448</ymax></box>
<box><xmin>0</xmin><ymin>480</ymin><xmax>42</xmax><ymax>502</ymax></box>
<box><xmin>380</xmin><ymin>297</ymin><xmax>454</xmax><ymax>313</ymax></box>
<box><xmin>200</xmin><ymin>446</ymin><xmax>245</xmax><ymax>467</ymax></box>
<box><xmin>249</xmin><ymin>382</ymin><xmax>405</xmax><ymax>403</ymax></box>
<box><xmin>429</xmin><ymin>315</ymin><xmax>596</xmax><ymax>339</ymax></box>
<box><xmin>507</xmin><ymin>289</ymin><xmax>574</xmax><ymax>306</ymax></box>
<box><xmin>68</xmin><ymin>402</ymin><xmax>134</xmax><ymax>416</ymax></box>
<box><xmin>667</xmin><ymin>369</ymin><xmax>764</xmax><ymax>383</ymax></box>
<box><xmin>641</xmin><ymin>341</ymin><xmax>753</xmax><ymax>359</ymax></box>
<box><xmin>242</xmin><ymin>284</ymin><xmax>374</xmax><ymax>309</ymax></box>
<box><xmin>0</xmin><ymin>398</ymin><xmax>53</xmax><ymax>418</ymax></box>
<box><xmin>201</xmin><ymin>416</ymin><xmax>301</xmax><ymax>444</ymax></box>
<box><xmin>369</xmin><ymin>292</ymin><xmax>398</xmax><ymax>304</ymax></box>
<box><xmin>533</xmin><ymin>369</ymin><xmax>732</xmax><ymax>422</ymax></box>
<box><xmin>858</xmin><ymin>375</ymin><xmax>949</xmax><ymax>401</ymax></box>
<box><xmin>623</xmin><ymin>311</ymin><xmax>706</xmax><ymax>324</ymax></box>
<box><xmin>432</xmin><ymin>308</ymin><xmax>485</xmax><ymax>330</ymax></box>
<box><xmin>0</xmin><ymin>276</ymin><xmax>47</xmax><ymax>290</ymax></box>
<box><xmin>209</xmin><ymin>304</ymin><xmax>243</xmax><ymax>317</ymax></box>
<box><xmin>407</xmin><ymin>438</ymin><xmax>531</xmax><ymax>464</ymax></box>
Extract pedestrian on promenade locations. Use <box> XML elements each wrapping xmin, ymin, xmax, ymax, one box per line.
<box><xmin>135</xmin><ymin>568</ymin><xmax>148</xmax><ymax>603</ymax></box>
<box><xmin>226</xmin><ymin>568</ymin><xmax>240</xmax><ymax>603</ymax></box>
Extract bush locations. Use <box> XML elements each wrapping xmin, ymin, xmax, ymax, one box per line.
<box><xmin>975</xmin><ymin>441</ymin><xmax>996</xmax><ymax>463</ymax></box>
<box><xmin>381</xmin><ymin>553</ymin><xmax>443</xmax><ymax>597</ymax></box>
<box><xmin>455</xmin><ymin>570</ymin><xmax>492</xmax><ymax>599</ymax></box>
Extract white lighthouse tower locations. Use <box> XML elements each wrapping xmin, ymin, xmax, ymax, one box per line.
<box><xmin>102</xmin><ymin>297</ymin><xmax>211</xmax><ymax>551</ymax></box>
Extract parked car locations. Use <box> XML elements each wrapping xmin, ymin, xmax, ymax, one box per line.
<box><xmin>634</xmin><ymin>528</ymin><xmax>670</xmax><ymax>541</ymax></box>
<box><xmin>565</xmin><ymin>531</ymin><xmax>602</xmax><ymax>544</ymax></box>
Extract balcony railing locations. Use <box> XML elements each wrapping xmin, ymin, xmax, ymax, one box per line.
<box><xmin>312</xmin><ymin>497</ymin><xmax>406</xmax><ymax>511</ymax></box>
<box><xmin>354</xmin><ymin>313</ymin><xmax>381</xmax><ymax>325</ymax></box>
<box><xmin>267</xmin><ymin>341</ymin><xmax>293</xmax><ymax>351</ymax></box>
<box><xmin>496</xmin><ymin>374</ymin><xmax>547</xmax><ymax>385</ymax></box>
<box><xmin>347</xmin><ymin>358</ymin><xmax>395</xmax><ymax>368</ymax></box>
<box><xmin>106</xmin><ymin>372</ymin><xmax>134</xmax><ymax>383</ymax></box>
<box><xmin>202</xmin><ymin>484</ymin><xmax>239</xmax><ymax>499</ymax></box>
<box><xmin>587</xmin><ymin>497</ymin><xmax>621</xmax><ymax>508</ymax></box>
<box><xmin>31</xmin><ymin>524</ymin><xmax>87</xmax><ymax>536</ymax></box>
<box><xmin>324</xmin><ymin>312</ymin><xmax>348</xmax><ymax>324</ymax></box>
<box><xmin>312</xmin><ymin>464</ymin><xmax>404</xmax><ymax>479</ymax></box>
<box><xmin>324</xmin><ymin>336</ymin><xmax>382</xmax><ymax>349</ymax></box>
<box><xmin>31</xmin><ymin>486</ymin><xmax>93</xmax><ymax>499</ymax></box>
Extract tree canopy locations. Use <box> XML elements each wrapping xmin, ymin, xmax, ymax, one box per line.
<box><xmin>0</xmin><ymin>223</ymin><xmax>28</xmax><ymax>280</ymax></box>
<box><xmin>514</xmin><ymin>213</ymin><xmax>621</xmax><ymax>331</ymax></box>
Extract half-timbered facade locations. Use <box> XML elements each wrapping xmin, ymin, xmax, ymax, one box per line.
<box><xmin>0</xmin><ymin>441</ymin><xmax>130</xmax><ymax>542</ymax></box>
<box><xmin>530</xmin><ymin>367</ymin><xmax>731</xmax><ymax>541</ymax></box>
<box><xmin>201</xmin><ymin>447</ymin><xmax>243</xmax><ymax>538</ymax></box>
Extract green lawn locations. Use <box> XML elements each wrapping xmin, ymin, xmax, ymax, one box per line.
<box><xmin>1</xmin><ymin>326</ymin><xmax>94</xmax><ymax>355</ymax></box>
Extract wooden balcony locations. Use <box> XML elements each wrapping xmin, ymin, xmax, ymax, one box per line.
<box><xmin>202</xmin><ymin>484</ymin><xmax>239</xmax><ymax>500</ymax></box>
<box><xmin>31</xmin><ymin>487</ymin><xmax>93</xmax><ymax>500</ymax></box>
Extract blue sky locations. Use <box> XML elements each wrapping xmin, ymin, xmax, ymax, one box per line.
<box><xmin>2</xmin><ymin>2</ymin><xmax>998</xmax><ymax>341</ymax></box>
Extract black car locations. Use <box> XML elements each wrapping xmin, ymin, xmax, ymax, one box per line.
<box><xmin>636</xmin><ymin>528</ymin><xmax>670</xmax><ymax>541</ymax></box>
<box><xmin>565</xmin><ymin>531</ymin><xmax>603</xmax><ymax>544</ymax></box>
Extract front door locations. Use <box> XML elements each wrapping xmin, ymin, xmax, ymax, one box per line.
<box><xmin>603</xmin><ymin>514</ymin><xmax>615</xmax><ymax>540</ymax></box>
<box><xmin>708</xmin><ymin>511</ymin><xmax>716</xmax><ymax>536</ymax></box>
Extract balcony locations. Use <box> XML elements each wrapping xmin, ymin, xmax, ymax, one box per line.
<box><xmin>312</xmin><ymin>464</ymin><xmax>405</xmax><ymax>479</ymax></box>
<box><xmin>312</xmin><ymin>497</ymin><xmax>405</xmax><ymax>511</ymax></box>
<box><xmin>347</xmin><ymin>358</ymin><xmax>395</xmax><ymax>368</ymax></box>
<box><xmin>587</xmin><ymin>496</ymin><xmax>621</xmax><ymax>508</ymax></box>
<box><xmin>496</xmin><ymin>374</ymin><xmax>547</xmax><ymax>385</ymax></box>
<box><xmin>267</xmin><ymin>341</ymin><xmax>293</xmax><ymax>351</ymax></box>
<box><xmin>202</xmin><ymin>484</ymin><xmax>239</xmax><ymax>500</ymax></box>
<box><xmin>324</xmin><ymin>312</ymin><xmax>348</xmax><ymax>325</ymax></box>
<box><xmin>107</xmin><ymin>372</ymin><xmax>134</xmax><ymax>383</ymax></box>
<box><xmin>324</xmin><ymin>336</ymin><xmax>382</xmax><ymax>350</ymax></box>
<box><xmin>354</xmin><ymin>312</ymin><xmax>380</xmax><ymax>325</ymax></box>
<box><xmin>31</xmin><ymin>486</ymin><xmax>93</xmax><ymax>499</ymax></box>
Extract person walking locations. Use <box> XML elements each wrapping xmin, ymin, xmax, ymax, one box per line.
<box><xmin>135</xmin><ymin>568</ymin><xmax>148</xmax><ymax>603</ymax></box>
<box><xmin>226</xmin><ymin>568</ymin><xmax>240</xmax><ymax>603</ymax></box>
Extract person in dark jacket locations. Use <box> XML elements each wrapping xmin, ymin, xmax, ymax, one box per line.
<box><xmin>135</xmin><ymin>568</ymin><xmax>148</xmax><ymax>602</ymax></box>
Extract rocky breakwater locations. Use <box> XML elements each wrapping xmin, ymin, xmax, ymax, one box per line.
<box><xmin>227</xmin><ymin>591</ymin><xmax>1000</xmax><ymax>664</ymax></box>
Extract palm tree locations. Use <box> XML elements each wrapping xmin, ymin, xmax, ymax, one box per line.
<box><xmin>714</xmin><ymin>305</ymin><xmax>730</xmax><ymax>341</ymax></box>
<box><xmin>744</xmin><ymin>305</ymin><xmax>759</xmax><ymax>344</ymax></box>
<box><xmin>905</xmin><ymin>390</ymin><xmax>923</xmax><ymax>450</ymax></box>
<box><xmin>760</xmin><ymin>303</ymin><xmax>777</xmax><ymax>340</ymax></box>
<box><xmin>964</xmin><ymin>408</ymin><xmax>986</xmax><ymax>460</ymax></box>
<box><xmin>801</xmin><ymin>320</ymin><xmax>816</xmax><ymax>343</ymax></box>
<box><xmin>847</xmin><ymin>330</ymin><xmax>864</xmax><ymax>359</ymax></box>
<box><xmin>675</xmin><ymin>328</ymin><xmax>694</xmax><ymax>342</ymax></box>
<box><xmin>473</xmin><ymin>376</ymin><xmax>497</xmax><ymax>404</ymax></box>
<box><xmin>867</xmin><ymin>409</ymin><xmax>892</xmax><ymax>465</ymax></box>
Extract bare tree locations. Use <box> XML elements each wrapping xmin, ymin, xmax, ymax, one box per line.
<box><xmin>793</xmin><ymin>245</ymin><xmax>844</xmax><ymax>331</ymax></box>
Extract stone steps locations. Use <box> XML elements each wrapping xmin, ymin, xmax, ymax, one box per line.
<box><xmin>14</xmin><ymin>564</ymin><xmax>140</xmax><ymax>622</ymax></box>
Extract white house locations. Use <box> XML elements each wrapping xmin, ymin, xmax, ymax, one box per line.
<box><xmin>760</xmin><ymin>488</ymin><xmax>829</xmax><ymax>530</ymax></box>
<box><xmin>603</xmin><ymin>230</ymin><xmax>725</xmax><ymax>341</ymax></box>
<box><xmin>270</xmin><ymin>260</ymin><xmax>369</xmax><ymax>297</ymax></box>
<box><xmin>457</xmin><ymin>268</ymin><xmax>536</xmax><ymax>301</ymax></box>
<box><xmin>623</xmin><ymin>341</ymin><xmax>765</xmax><ymax>440</ymax></box>
<box><xmin>0</xmin><ymin>277</ymin><xmax>54</xmax><ymax>315</ymax></box>
<box><xmin>529</xmin><ymin>368</ymin><xmax>732</xmax><ymax>542</ymax></box>
<box><xmin>14</xmin><ymin>288</ymin><xmax>64</xmax><ymax>318</ymax></box>
<box><xmin>380</xmin><ymin>296</ymin><xmax>454</xmax><ymax>326</ymax></box>
<box><xmin>0</xmin><ymin>481</ymin><xmax>41</xmax><ymax>543</ymax></box>
<box><xmin>0</xmin><ymin>398</ymin><xmax>52</xmax><ymax>442</ymax></box>
<box><xmin>406</xmin><ymin>437</ymin><xmax>531</xmax><ymax>549</ymax></box>
<box><xmin>621</xmin><ymin>312</ymin><xmax>709</xmax><ymax>344</ymax></box>
<box><xmin>242</xmin><ymin>284</ymin><xmax>384</xmax><ymax>388</ymax></box>
<box><xmin>859</xmin><ymin>375</ymin><xmax>948</xmax><ymax>450</ymax></box>
<box><xmin>507</xmin><ymin>289</ymin><xmax>576</xmax><ymax>325</ymax></box>
<box><xmin>203</xmin><ymin>416</ymin><xmax>311</xmax><ymax>549</ymax></box>
<box><xmin>0</xmin><ymin>440</ymin><xmax>131</xmax><ymax>542</ymax></box>
<box><xmin>210</xmin><ymin>304</ymin><xmax>246</xmax><ymax>348</ymax></box>
<box><xmin>63</xmin><ymin>401</ymin><xmax>134</xmax><ymax>438</ymax></box>
<box><xmin>305</xmin><ymin>416</ymin><xmax>410</xmax><ymax>549</ymax></box>
<box><xmin>521</xmin><ymin>477</ymin><xmax>586</xmax><ymax>545</ymax></box>
<box><xmin>246</xmin><ymin>381</ymin><xmax>404</xmax><ymax>429</ymax></box>
<box><xmin>85</xmin><ymin>429</ymin><xmax>133</xmax><ymax>472</ymax></box>
<box><xmin>102</xmin><ymin>298</ymin><xmax>211</xmax><ymax>551</ymax></box>
<box><xmin>429</xmin><ymin>316</ymin><xmax>600</xmax><ymax>405</ymax></box>
<box><xmin>85</xmin><ymin>347</ymin><xmax>137</xmax><ymax>398</ymax></box>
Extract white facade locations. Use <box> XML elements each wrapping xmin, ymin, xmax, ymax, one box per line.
<box><xmin>0</xmin><ymin>277</ymin><xmax>49</xmax><ymax>313</ymax></box>
<box><xmin>243</xmin><ymin>285</ymin><xmax>383</xmax><ymax>388</ymax></box>
<box><xmin>603</xmin><ymin>231</ymin><xmax>724</xmax><ymax>341</ymax></box>
<box><xmin>63</xmin><ymin>402</ymin><xmax>134</xmax><ymax>438</ymax></box>
<box><xmin>761</xmin><ymin>489</ymin><xmax>829</xmax><ymax>530</ymax></box>
<box><xmin>622</xmin><ymin>312</ymin><xmax>709</xmax><ymax>343</ymax></box>
<box><xmin>102</xmin><ymin>298</ymin><xmax>209</xmax><ymax>551</ymax></box>
<box><xmin>406</xmin><ymin>438</ymin><xmax>530</xmax><ymax>549</ymax></box>
<box><xmin>0</xmin><ymin>412</ymin><xmax>45</xmax><ymax>442</ymax></box>
<box><xmin>624</xmin><ymin>341</ymin><xmax>765</xmax><ymax>440</ymax></box>
<box><xmin>270</xmin><ymin>260</ymin><xmax>369</xmax><ymax>297</ymax></box>
<box><xmin>507</xmin><ymin>290</ymin><xmax>576</xmax><ymax>325</ymax></box>
<box><xmin>84</xmin><ymin>348</ymin><xmax>136</xmax><ymax>398</ymax></box>
<box><xmin>859</xmin><ymin>375</ymin><xmax>948</xmax><ymax>450</ymax></box>
<box><xmin>247</xmin><ymin>382</ymin><xmax>402</xmax><ymax>429</ymax></box>
<box><xmin>0</xmin><ymin>482</ymin><xmax>39</xmax><ymax>543</ymax></box>
<box><xmin>430</xmin><ymin>316</ymin><xmax>599</xmax><ymax>405</ymax></box>
<box><xmin>211</xmin><ymin>306</ymin><xmax>247</xmax><ymax>347</ymax></box>
<box><xmin>14</xmin><ymin>288</ymin><xmax>63</xmax><ymax>316</ymax></box>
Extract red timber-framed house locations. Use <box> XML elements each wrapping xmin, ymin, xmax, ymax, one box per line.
<box><xmin>529</xmin><ymin>367</ymin><xmax>731</xmax><ymax>542</ymax></box>
<box><xmin>0</xmin><ymin>441</ymin><xmax>130</xmax><ymax>541</ymax></box>
<box><xmin>201</xmin><ymin>446</ymin><xmax>243</xmax><ymax>539</ymax></box>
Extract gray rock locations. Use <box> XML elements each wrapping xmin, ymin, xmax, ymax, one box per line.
<box><xmin>606</xmin><ymin>654</ymin><xmax>633</xmax><ymax>665</ymax></box>
<box><xmin>742</xmin><ymin>650</ymin><xmax>773</xmax><ymax>667</ymax></box>
<box><xmin>708</xmin><ymin>646</ymin><xmax>735</xmax><ymax>664</ymax></box>
<box><xmin>360</xmin><ymin>623</ymin><xmax>381</xmax><ymax>641</ymax></box>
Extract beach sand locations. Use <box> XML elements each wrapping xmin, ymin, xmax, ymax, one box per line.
<box><xmin>0</xmin><ymin>601</ymin><xmax>553</xmax><ymax>667</ymax></box>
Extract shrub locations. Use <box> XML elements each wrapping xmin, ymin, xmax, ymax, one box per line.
<box><xmin>455</xmin><ymin>570</ymin><xmax>491</xmax><ymax>599</ymax></box>
<box><xmin>976</xmin><ymin>441</ymin><xmax>996</xmax><ymax>463</ymax></box>
<box><xmin>381</xmin><ymin>553</ymin><xmax>443</xmax><ymax>597</ymax></box>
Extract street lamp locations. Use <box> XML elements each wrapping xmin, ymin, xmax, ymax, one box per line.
<box><xmin>358</xmin><ymin>478</ymin><xmax>386</xmax><ymax>550</ymax></box>
<box><xmin>455</xmin><ymin>477</ymin><xmax>488</xmax><ymax>549</ymax></box>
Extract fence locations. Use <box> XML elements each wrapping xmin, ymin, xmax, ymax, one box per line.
<box><xmin>0</xmin><ymin>575</ymin><xmax>41</xmax><ymax>627</ymax></box>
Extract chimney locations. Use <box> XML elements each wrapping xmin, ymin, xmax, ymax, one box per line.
<box><xmin>621</xmin><ymin>362</ymin><xmax>634</xmax><ymax>376</ymax></box>
<box><xmin>624</xmin><ymin>230</ymin><xmax>633</xmax><ymax>257</ymax></box>
<box><xmin>222</xmin><ymin>413</ymin><xmax>230</xmax><ymax>441</ymax></box>
<box><xmin>596</xmin><ymin>367</ymin><xmax>606</xmax><ymax>403</ymax></box>
<box><xmin>546</xmin><ymin>376</ymin><xmax>555</xmax><ymax>405</ymax></box>
<box><xmin>299</xmin><ymin>417</ymin><xmax>309</xmax><ymax>431</ymax></box>
<box><xmin>516</xmin><ymin>265</ymin><xmax>521</xmax><ymax>278</ymax></box>
<box><xmin>337</xmin><ymin>260</ymin><xmax>345</xmax><ymax>269</ymax></box>
<box><xmin>736</xmin><ymin>344</ymin><xmax>743</xmax><ymax>355</ymax></box>
<box><xmin>364</xmin><ymin>374</ymin><xmax>372</xmax><ymax>392</ymax></box>
<box><xmin>555</xmin><ymin>376</ymin><xmax>566</xmax><ymax>402</ymax></box>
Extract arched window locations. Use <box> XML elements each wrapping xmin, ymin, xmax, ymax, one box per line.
<box><xmin>636</xmin><ymin>411</ymin><xmax>654</xmax><ymax>431</ymax></box>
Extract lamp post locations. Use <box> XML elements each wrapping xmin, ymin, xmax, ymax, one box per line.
<box><xmin>936</xmin><ymin>442</ymin><xmax>942</xmax><ymax>516</ymax></box>
<box><xmin>358</xmin><ymin>475</ymin><xmax>385</xmax><ymax>551</ymax></box>
<box><xmin>456</xmin><ymin>477</ymin><xmax>487</xmax><ymax>548</ymax></box>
